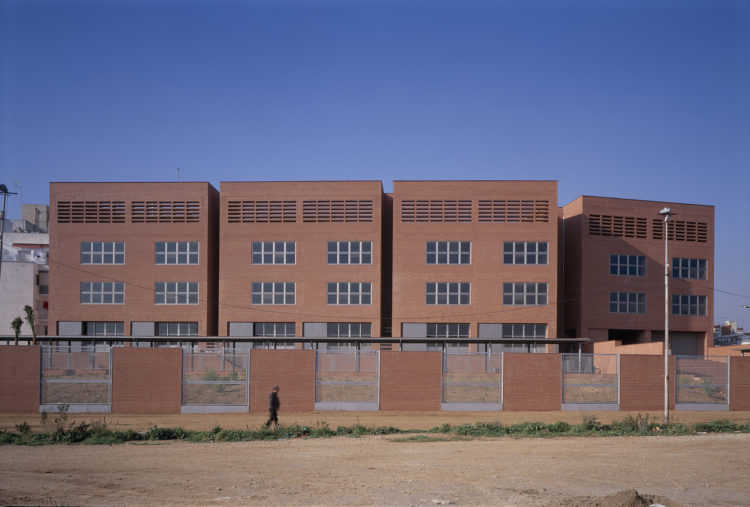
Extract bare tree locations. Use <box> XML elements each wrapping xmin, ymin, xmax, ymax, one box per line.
<box><xmin>23</xmin><ymin>305</ymin><xmax>37</xmax><ymax>345</ymax></box>
<box><xmin>10</xmin><ymin>317</ymin><xmax>23</xmax><ymax>345</ymax></box>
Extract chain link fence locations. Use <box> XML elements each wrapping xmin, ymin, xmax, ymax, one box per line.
<box><xmin>442</xmin><ymin>352</ymin><xmax>502</xmax><ymax>410</ymax></box>
<box><xmin>315</xmin><ymin>351</ymin><xmax>379</xmax><ymax>410</ymax></box>
<box><xmin>181</xmin><ymin>348</ymin><xmax>249</xmax><ymax>413</ymax></box>
<box><xmin>562</xmin><ymin>353</ymin><xmax>618</xmax><ymax>409</ymax></box>
<box><xmin>675</xmin><ymin>355</ymin><xmax>728</xmax><ymax>409</ymax></box>
<box><xmin>40</xmin><ymin>345</ymin><xmax>112</xmax><ymax>412</ymax></box>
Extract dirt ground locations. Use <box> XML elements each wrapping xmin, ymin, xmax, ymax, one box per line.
<box><xmin>2</xmin><ymin>411</ymin><xmax>750</xmax><ymax>506</ymax></box>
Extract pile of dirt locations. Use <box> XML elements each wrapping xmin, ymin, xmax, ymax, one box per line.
<box><xmin>574</xmin><ymin>489</ymin><xmax>678</xmax><ymax>507</ymax></box>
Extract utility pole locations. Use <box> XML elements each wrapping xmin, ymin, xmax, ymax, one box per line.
<box><xmin>659</xmin><ymin>207</ymin><xmax>673</xmax><ymax>425</ymax></box>
<box><xmin>0</xmin><ymin>184</ymin><xmax>19</xmax><ymax>279</ymax></box>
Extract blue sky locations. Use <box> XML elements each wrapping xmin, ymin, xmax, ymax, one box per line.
<box><xmin>2</xmin><ymin>0</ymin><xmax>749</xmax><ymax>325</ymax></box>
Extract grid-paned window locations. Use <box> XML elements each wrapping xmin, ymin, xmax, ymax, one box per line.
<box><xmin>154</xmin><ymin>282</ymin><xmax>199</xmax><ymax>305</ymax></box>
<box><xmin>327</xmin><ymin>241</ymin><xmax>372</xmax><ymax>264</ymax></box>
<box><xmin>327</xmin><ymin>322</ymin><xmax>372</xmax><ymax>337</ymax></box>
<box><xmin>501</xmin><ymin>323</ymin><xmax>547</xmax><ymax>338</ymax></box>
<box><xmin>426</xmin><ymin>241</ymin><xmax>470</xmax><ymax>264</ymax></box>
<box><xmin>426</xmin><ymin>323</ymin><xmax>469</xmax><ymax>338</ymax></box>
<box><xmin>609</xmin><ymin>292</ymin><xmax>646</xmax><ymax>314</ymax></box>
<box><xmin>156</xmin><ymin>322</ymin><xmax>198</xmax><ymax>336</ymax></box>
<box><xmin>672</xmin><ymin>295</ymin><xmax>707</xmax><ymax>316</ymax></box>
<box><xmin>252</xmin><ymin>242</ymin><xmax>296</xmax><ymax>265</ymax></box>
<box><xmin>672</xmin><ymin>258</ymin><xmax>707</xmax><ymax>280</ymax></box>
<box><xmin>327</xmin><ymin>282</ymin><xmax>372</xmax><ymax>305</ymax></box>
<box><xmin>251</xmin><ymin>282</ymin><xmax>296</xmax><ymax>305</ymax></box>
<box><xmin>155</xmin><ymin>242</ymin><xmax>199</xmax><ymax>265</ymax></box>
<box><xmin>84</xmin><ymin>322</ymin><xmax>124</xmax><ymax>336</ymax></box>
<box><xmin>609</xmin><ymin>254</ymin><xmax>646</xmax><ymax>276</ymax></box>
<box><xmin>503</xmin><ymin>242</ymin><xmax>548</xmax><ymax>265</ymax></box>
<box><xmin>426</xmin><ymin>282</ymin><xmax>470</xmax><ymax>305</ymax></box>
<box><xmin>80</xmin><ymin>242</ymin><xmax>125</xmax><ymax>264</ymax></box>
<box><xmin>502</xmin><ymin>283</ymin><xmax>547</xmax><ymax>305</ymax></box>
<box><xmin>80</xmin><ymin>282</ymin><xmax>124</xmax><ymax>304</ymax></box>
<box><xmin>254</xmin><ymin>322</ymin><xmax>296</xmax><ymax>337</ymax></box>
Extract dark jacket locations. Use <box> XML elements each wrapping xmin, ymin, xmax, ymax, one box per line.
<box><xmin>269</xmin><ymin>391</ymin><xmax>280</xmax><ymax>410</ymax></box>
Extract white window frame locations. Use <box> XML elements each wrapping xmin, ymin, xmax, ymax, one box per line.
<box><xmin>253</xmin><ymin>322</ymin><xmax>296</xmax><ymax>337</ymax></box>
<box><xmin>80</xmin><ymin>281</ymin><xmax>124</xmax><ymax>304</ymax></box>
<box><xmin>426</xmin><ymin>241</ymin><xmax>471</xmax><ymax>265</ymax></box>
<box><xmin>502</xmin><ymin>282</ymin><xmax>548</xmax><ymax>306</ymax></box>
<box><xmin>251</xmin><ymin>282</ymin><xmax>296</xmax><ymax>305</ymax></box>
<box><xmin>326</xmin><ymin>322</ymin><xmax>372</xmax><ymax>337</ymax></box>
<box><xmin>609</xmin><ymin>292</ymin><xmax>646</xmax><ymax>314</ymax></box>
<box><xmin>672</xmin><ymin>258</ymin><xmax>707</xmax><ymax>280</ymax></box>
<box><xmin>84</xmin><ymin>321</ymin><xmax>124</xmax><ymax>336</ymax></box>
<box><xmin>503</xmin><ymin>242</ymin><xmax>548</xmax><ymax>265</ymax></box>
<box><xmin>155</xmin><ymin>241</ymin><xmax>199</xmax><ymax>265</ymax></box>
<box><xmin>501</xmin><ymin>323</ymin><xmax>547</xmax><ymax>338</ymax></box>
<box><xmin>154</xmin><ymin>282</ymin><xmax>199</xmax><ymax>305</ymax></box>
<box><xmin>426</xmin><ymin>323</ymin><xmax>470</xmax><ymax>338</ymax></box>
<box><xmin>425</xmin><ymin>282</ymin><xmax>471</xmax><ymax>305</ymax></box>
<box><xmin>609</xmin><ymin>254</ymin><xmax>646</xmax><ymax>276</ymax></box>
<box><xmin>672</xmin><ymin>294</ymin><xmax>707</xmax><ymax>316</ymax></box>
<box><xmin>252</xmin><ymin>242</ymin><xmax>296</xmax><ymax>265</ymax></box>
<box><xmin>327</xmin><ymin>282</ymin><xmax>372</xmax><ymax>305</ymax></box>
<box><xmin>80</xmin><ymin>241</ymin><xmax>125</xmax><ymax>265</ymax></box>
<box><xmin>156</xmin><ymin>322</ymin><xmax>198</xmax><ymax>336</ymax></box>
<box><xmin>327</xmin><ymin>241</ymin><xmax>372</xmax><ymax>265</ymax></box>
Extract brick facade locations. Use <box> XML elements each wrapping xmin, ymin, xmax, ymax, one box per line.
<box><xmin>379</xmin><ymin>351</ymin><xmax>442</xmax><ymax>410</ymax></box>
<box><xmin>111</xmin><ymin>347</ymin><xmax>182</xmax><ymax>414</ymax></box>
<box><xmin>620</xmin><ymin>354</ymin><xmax>675</xmax><ymax>411</ymax></box>
<box><xmin>503</xmin><ymin>353</ymin><xmax>561</xmax><ymax>411</ymax></box>
<box><xmin>249</xmin><ymin>349</ymin><xmax>315</xmax><ymax>413</ymax></box>
<box><xmin>0</xmin><ymin>346</ymin><xmax>40</xmax><ymax>413</ymax></box>
<box><xmin>729</xmin><ymin>357</ymin><xmax>750</xmax><ymax>411</ymax></box>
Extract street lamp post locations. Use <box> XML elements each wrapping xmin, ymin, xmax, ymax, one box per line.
<box><xmin>0</xmin><ymin>184</ymin><xmax>19</xmax><ymax>280</ymax></box>
<box><xmin>659</xmin><ymin>207</ymin><xmax>673</xmax><ymax>425</ymax></box>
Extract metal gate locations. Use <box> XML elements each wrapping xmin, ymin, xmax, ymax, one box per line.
<box><xmin>181</xmin><ymin>347</ymin><xmax>249</xmax><ymax>413</ymax></box>
<box><xmin>561</xmin><ymin>353</ymin><xmax>619</xmax><ymax>410</ymax></box>
<box><xmin>675</xmin><ymin>355</ymin><xmax>729</xmax><ymax>410</ymax></box>
<box><xmin>315</xmin><ymin>351</ymin><xmax>379</xmax><ymax>410</ymax></box>
<box><xmin>40</xmin><ymin>345</ymin><xmax>112</xmax><ymax>413</ymax></box>
<box><xmin>442</xmin><ymin>352</ymin><xmax>502</xmax><ymax>411</ymax></box>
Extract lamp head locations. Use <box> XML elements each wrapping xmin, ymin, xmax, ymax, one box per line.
<box><xmin>659</xmin><ymin>207</ymin><xmax>672</xmax><ymax>216</ymax></box>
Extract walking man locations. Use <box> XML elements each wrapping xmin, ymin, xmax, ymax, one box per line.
<box><xmin>264</xmin><ymin>385</ymin><xmax>280</xmax><ymax>428</ymax></box>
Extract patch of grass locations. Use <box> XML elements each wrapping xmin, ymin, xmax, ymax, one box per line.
<box><xmin>390</xmin><ymin>434</ymin><xmax>462</xmax><ymax>443</ymax></box>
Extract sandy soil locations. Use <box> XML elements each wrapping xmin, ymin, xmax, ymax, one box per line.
<box><xmin>2</xmin><ymin>411</ymin><xmax>750</xmax><ymax>506</ymax></box>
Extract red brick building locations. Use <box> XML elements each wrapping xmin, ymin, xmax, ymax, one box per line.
<box><xmin>562</xmin><ymin>196</ymin><xmax>714</xmax><ymax>355</ymax></box>
<box><xmin>49</xmin><ymin>182</ymin><xmax>220</xmax><ymax>338</ymax></box>
<box><xmin>218</xmin><ymin>181</ymin><xmax>384</xmax><ymax>346</ymax></box>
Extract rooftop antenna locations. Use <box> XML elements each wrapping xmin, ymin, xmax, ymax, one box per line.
<box><xmin>177</xmin><ymin>168</ymin><xmax>180</xmax><ymax>182</ymax></box>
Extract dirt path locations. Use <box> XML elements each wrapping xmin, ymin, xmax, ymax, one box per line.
<box><xmin>2</xmin><ymin>432</ymin><xmax>750</xmax><ymax>506</ymax></box>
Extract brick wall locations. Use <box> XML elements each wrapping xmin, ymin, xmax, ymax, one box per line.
<box><xmin>249</xmin><ymin>350</ymin><xmax>315</xmax><ymax>413</ymax></box>
<box><xmin>620</xmin><ymin>354</ymin><xmax>675</xmax><ymax>411</ymax></box>
<box><xmin>0</xmin><ymin>346</ymin><xmax>40</xmax><ymax>413</ymax></box>
<box><xmin>379</xmin><ymin>351</ymin><xmax>442</xmax><ymax>410</ymax></box>
<box><xmin>503</xmin><ymin>353</ymin><xmax>561</xmax><ymax>411</ymax></box>
<box><xmin>111</xmin><ymin>348</ymin><xmax>182</xmax><ymax>414</ymax></box>
<box><xmin>730</xmin><ymin>357</ymin><xmax>750</xmax><ymax>410</ymax></box>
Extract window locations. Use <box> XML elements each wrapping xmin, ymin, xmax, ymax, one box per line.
<box><xmin>327</xmin><ymin>322</ymin><xmax>371</xmax><ymax>337</ymax></box>
<box><xmin>155</xmin><ymin>242</ymin><xmax>199</xmax><ymax>265</ymax></box>
<box><xmin>327</xmin><ymin>241</ymin><xmax>372</xmax><ymax>264</ymax></box>
<box><xmin>503</xmin><ymin>242</ymin><xmax>548</xmax><ymax>265</ymax></box>
<box><xmin>39</xmin><ymin>285</ymin><xmax>49</xmax><ymax>295</ymax></box>
<box><xmin>80</xmin><ymin>282</ymin><xmax>124</xmax><ymax>304</ymax></box>
<box><xmin>426</xmin><ymin>323</ymin><xmax>469</xmax><ymax>338</ymax></box>
<box><xmin>327</xmin><ymin>282</ymin><xmax>372</xmax><ymax>305</ymax></box>
<box><xmin>80</xmin><ymin>242</ymin><xmax>125</xmax><ymax>264</ymax></box>
<box><xmin>252</xmin><ymin>242</ymin><xmax>296</xmax><ymax>265</ymax></box>
<box><xmin>154</xmin><ymin>282</ymin><xmax>199</xmax><ymax>305</ymax></box>
<box><xmin>254</xmin><ymin>322</ymin><xmax>295</xmax><ymax>337</ymax></box>
<box><xmin>610</xmin><ymin>254</ymin><xmax>646</xmax><ymax>276</ymax></box>
<box><xmin>84</xmin><ymin>322</ymin><xmax>124</xmax><ymax>336</ymax></box>
<box><xmin>672</xmin><ymin>295</ymin><xmax>707</xmax><ymax>316</ymax></box>
<box><xmin>426</xmin><ymin>241</ymin><xmax>470</xmax><ymax>264</ymax></box>
<box><xmin>252</xmin><ymin>282</ymin><xmax>295</xmax><ymax>305</ymax></box>
<box><xmin>156</xmin><ymin>322</ymin><xmax>198</xmax><ymax>336</ymax></box>
<box><xmin>501</xmin><ymin>324</ymin><xmax>547</xmax><ymax>338</ymax></box>
<box><xmin>673</xmin><ymin>258</ymin><xmax>707</xmax><ymax>280</ymax></box>
<box><xmin>502</xmin><ymin>283</ymin><xmax>547</xmax><ymax>305</ymax></box>
<box><xmin>426</xmin><ymin>282</ymin><xmax>470</xmax><ymax>305</ymax></box>
<box><xmin>609</xmin><ymin>292</ymin><xmax>646</xmax><ymax>314</ymax></box>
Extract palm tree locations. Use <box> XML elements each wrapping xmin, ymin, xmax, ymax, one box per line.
<box><xmin>23</xmin><ymin>305</ymin><xmax>37</xmax><ymax>345</ymax></box>
<box><xmin>10</xmin><ymin>317</ymin><xmax>23</xmax><ymax>345</ymax></box>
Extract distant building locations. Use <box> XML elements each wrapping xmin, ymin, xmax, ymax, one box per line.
<box><xmin>714</xmin><ymin>321</ymin><xmax>749</xmax><ymax>346</ymax></box>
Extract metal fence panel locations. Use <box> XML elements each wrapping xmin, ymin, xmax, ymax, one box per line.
<box><xmin>562</xmin><ymin>353</ymin><xmax>618</xmax><ymax>405</ymax></box>
<box><xmin>182</xmin><ymin>348</ymin><xmax>249</xmax><ymax>408</ymax></box>
<box><xmin>675</xmin><ymin>356</ymin><xmax>728</xmax><ymax>406</ymax></box>
<box><xmin>315</xmin><ymin>351</ymin><xmax>379</xmax><ymax>406</ymax></box>
<box><xmin>40</xmin><ymin>345</ymin><xmax>112</xmax><ymax>409</ymax></box>
<box><xmin>442</xmin><ymin>353</ymin><xmax>502</xmax><ymax>406</ymax></box>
